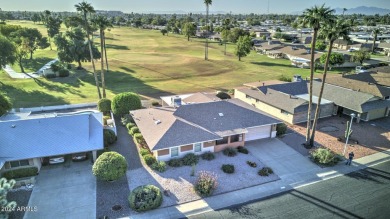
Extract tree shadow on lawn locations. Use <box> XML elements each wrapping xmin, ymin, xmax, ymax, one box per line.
<box><xmin>22</xmin><ymin>57</ymin><xmax>54</xmax><ymax>71</ymax></box>
<box><xmin>32</xmin><ymin>77</ymin><xmax>86</xmax><ymax>98</ymax></box>
<box><xmin>251</xmin><ymin>61</ymin><xmax>292</xmax><ymax>68</ymax></box>
<box><xmin>105</xmin><ymin>44</ymin><xmax>129</xmax><ymax>50</ymax></box>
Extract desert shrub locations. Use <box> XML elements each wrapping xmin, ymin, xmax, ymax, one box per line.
<box><xmin>121</xmin><ymin>114</ymin><xmax>134</xmax><ymax>126</ymax></box>
<box><xmin>143</xmin><ymin>154</ymin><xmax>157</xmax><ymax>166</ymax></box>
<box><xmin>111</xmin><ymin>92</ymin><xmax>142</xmax><ymax>116</ymax></box>
<box><xmin>43</xmin><ymin>72</ymin><xmax>56</xmax><ymax>79</ymax></box>
<box><xmin>92</xmin><ymin>152</ymin><xmax>127</xmax><ymax>181</ymax></box>
<box><xmin>58</xmin><ymin>68</ymin><xmax>70</xmax><ymax>77</ymax></box>
<box><xmin>0</xmin><ymin>93</ymin><xmax>12</xmax><ymax>116</ymax></box>
<box><xmin>221</xmin><ymin>164</ymin><xmax>235</xmax><ymax>174</ymax></box>
<box><xmin>129</xmin><ymin>185</ymin><xmax>162</xmax><ymax>212</ymax></box>
<box><xmin>237</xmin><ymin>146</ymin><xmax>248</xmax><ymax>154</ymax></box>
<box><xmin>228</xmin><ymin>89</ymin><xmax>235</xmax><ymax>95</ymax></box>
<box><xmin>139</xmin><ymin>148</ymin><xmax>150</xmax><ymax>157</ymax></box>
<box><xmin>246</xmin><ymin>161</ymin><xmax>257</xmax><ymax>168</ymax></box>
<box><xmin>167</xmin><ymin>158</ymin><xmax>183</xmax><ymax>167</ymax></box>
<box><xmin>103</xmin><ymin>129</ymin><xmax>117</xmax><ymax>147</ymax></box>
<box><xmin>276</xmin><ymin>123</ymin><xmax>287</xmax><ymax>136</ymax></box>
<box><xmin>201</xmin><ymin>152</ymin><xmax>215</xmax><ymax>161</ymax></box>
<box><xmin>223</xmin><ymin>148</ymin><xmax>237</xmax><ymax>157</ymax></box>
<box><xmin>311</xmin><ymin>148</ymin><xmax>339</xmax><ymax>166</ymax></box>
<box><xmin>151</xmin><ymin>161</ymin><xmax>166</xmax><ymax>172</ymax></box>
<box><xmin>151</xmin><ymin>100</ymin><xmax>159</xmax><ymax>106</ymax></box>
<box><xmin>133</xmin><ymin>133</ymin><xmax>144</xmax><ymax>144</ymax></box>
<box><xmin>2</xmin><ymin>167</ymin><xmax>38</xmax><ymax>180</ymax></box>
<box><xmin>129</xmin><ymin>127</ymin><xmax>140</xmax><ymax>136</ymax></box>
<box><xmin>126</xmin><ymin>123</ymin><xmax>136</xmax><ymax>130</ymax></box>
<box><xmin>216</xmin><ymin>91</ymin><xmax>231</xmax><ymax>99</ymax></box>
<box><xmin>258</xmin><ymin>167</ymin><xmax>274</xmax><ymax>176</ymax></box>
<box><xmin>194</xmin><ymin>171</ymin><xmax>218</xmax><ymax>197</ymax></box>
<box><xmin>182</xmin><ymin>153</ymin><xmax>199</xmax><ymax>166</ymax></box>
<box><xmin>278</xmin><ymin>75</ymin><xmax>292</xmax><ymax>82</ymax></box>
<box><xmin>98</xmin><ymin>98</ymin><xmax>112</xmax><ymax>113</ymax></box>
<box><xmin>50</xmin><ymin>63</ymin><xmax>61</xmax><ymax>72</ymax></box>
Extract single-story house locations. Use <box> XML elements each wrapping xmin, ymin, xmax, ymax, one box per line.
<box><xmin>131</xmin><ymin>100</ymin><xmax>280</xmax><ymax>161</ymax></box>
<box><xmin>161</xmin><ymin>92</ymin><xmax>220</xmax><ymax>107</ymax></box>
<box><xmin>333</xmin><ymin>39</ymin><xmax>349</xmax><ymax>50</ymax></box>
<box><xmin>0</xmin><ymin>111</ymin><xmax>103</xmax><ymax>175</ymax></box>
<box><xmin>254</xmin><ymin>40</ymin><xmax>283</xmax><ymax>54</ymax></box>
<box><xmin>278</xmin><ymin>46</ymin><xmax>322</xmax><ymax>68</ymax></box>
<box><xmin>254</xmin><ymin>31</ymin><xmax>271</xmax><ymax>38</ymax></box>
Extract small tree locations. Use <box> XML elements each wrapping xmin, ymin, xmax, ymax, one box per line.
<box><xmin>315</xmin><ymin>40</ymin><xmax>326</xmax><ymax>50</ymax></box>
<box><xmin>0</xmin><ymin>93</ymin><xmax>12</xmax><ymax>116</ymax></box>
<box><xmin>0</xmin><ymin>35</ymin><xmax>17</xmax><ymax>67</ymax></box>
<box><xmin>97</xmin><ymin>98</ymin><xmax>111</xmax><ymax>113</ymax></box>
<box><xmin>320</xmin><ymin>52</ymin><xmax>345</xmax><ymax>68</ymax></box>
<box><xmin>182</xmin><ymin>22</ymin><xmax>196</xmax><ymax>41</ymax></box>
<box><xmin>235</xmin><ymin>35</ymin><xmax>251</xmax><ymax>61</ymax></box>
<box><xmin>160</xmin><ymin>29</ymin><xmax>168</xmax><ymax>36</ymax></box>
<box><xmin>0</xmin><ymin>178</ymin><xmax>17</xmax><ymax>219</ymax></box>
<box><xmin>92</xmin><ymin>152</ymin><xmax>127</xmax><ymax>181</ymax></box>
<box><xmin>351</xmin><ymin>50</ymin><xmax>371</xmax><ymax>65</ymax></box>
<box><xmin>111</xmin><ymin>92</ymin><xmax>142</xmax><ymax>116</ymax></box>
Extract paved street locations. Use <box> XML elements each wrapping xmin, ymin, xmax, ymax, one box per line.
<box><xmin>190</xmin><ymin>160</ymin><xmax>390</xmax><ymax>219</ymax></box>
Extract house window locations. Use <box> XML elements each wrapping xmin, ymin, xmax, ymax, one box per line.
<box><xmin>171</xmin><ymin>147</ymin><xmax>179</xmax><ymax>157</ymax></box>
<box><xmin>230</xmin><ymin>134</ymin><xmax>243</xmax><ymax>143</ymax></box>
<box><xmin>194</xmin><ymin>143</ymin><xmax>202</xmax><ymax>152</ymax></box>
<box><xmin>216</xmin><ymin>136</ymin><xmax>229</xmax><ymax>145</ymax></box>
<box><xmin>9</xmin><ymin>159</ymin><xmax>30</xmax><ymax>168</ymax></box>
<box><xmin>281</xmin><ymin>109</ymin><xmax>289</xmax><ymax>115</ymax></box>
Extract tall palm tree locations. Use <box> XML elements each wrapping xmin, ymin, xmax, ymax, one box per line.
<box><xmin>299</xmin><ymin>4</ymin><xmax>335</xmax><ymax>147</ymax></box>
<box><xmin>371</xmin><ymin>28</ymin><xmax>381</xmax><ymax>53</ymax></box>
<box><xmin>75</xmin><ymin>1</ymin><xmax>102</xmax><ymax>99</ymax></box>
<box><xmin>310</xmin><ymin>20</ymin><xmax>351</xmax><ymax>146</ymax></box>
<box><xmin>204</xmin><ymin>0</ymin><xmax>212</xmax><ymax>60</ymax></box>
<box><xmin>342</xmin><ymin>8</ymin><xmax>347</xmax><ymax>15</ymax></box>
<box><xmin>92</xmin><ymin>15</ymin><xmax>113</xmax><ymax>98</ymax></box>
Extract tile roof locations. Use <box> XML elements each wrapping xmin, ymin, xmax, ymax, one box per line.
<box><xmin>182</xmin><ymin>92</ymin><xmax>220</xmax><ymax>103</ymax></box>
<box><xmin>258</xmin><ymin>80</ymin><xmax>309</xmax><ymax>96</ymax></box>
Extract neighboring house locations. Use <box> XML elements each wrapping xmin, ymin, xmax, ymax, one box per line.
<box><xmin>377</xmin><ymin>42</ymin><xmax>390</xmax><ymax>53</ymax></box>
<box><xmin>254</xmin><ymin>31</ymin><xmax>271</xmax><ymax>38</ymax></box>
<box><xmin>0</xmin><ymin>111</ymin><xmax>103</xmax><ymax>175</ymax></box>
<box><xmin>131</xmin><ymin>101</ymin><xmax>280</xmax><ymax>161</ymax></box>
<box><xmin>278</xmin><ymin>46</ymin><xmax>322</xmax><ymax>68</ymax></box>
<box><xmin>254</xmin><ymin>40</ymin><xmax>283</xmax><ymax>54</ymax></box>
<box><xmin>161</xmin><ymin>92</ymin><xmax>220</xmax><ymax>107</ymax></box>
<box><xmin>333</xmin><ymin>39</ymin><xmax>349</xmax><ymax>50</ymax></box>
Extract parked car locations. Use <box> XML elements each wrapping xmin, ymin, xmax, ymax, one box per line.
<box><xmin>355</xmin><ymin>66</ymin><xmax>370</xmax><ymax>73</ymax></box>
<box><xmin>348</xmin><ymin>48</ymin><xmax>356</xmax><ymax>52</ymax></box>
<box><xmin>72</xmin><ymin>153</ymin><xmax>88</xmax><ymax>161</ymax></box>
<box><xmin>49</xmin><ymin>156</ymin><xmax>65</xmax><ymax>164</ymax></box>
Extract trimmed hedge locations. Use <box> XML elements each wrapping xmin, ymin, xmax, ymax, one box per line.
<box><xmin>58</xmin><ymin>69</ymin><xmax>70</xmax><ymax>77</ymax></box>
<box><xmin>276</xmin><ymin>123</ymin><xmax>287</xmax><ymax>136</ymax></box>
<box><xmin>111</xmin><ymin>92</ymin><xmax>142</xmax><ymax>116</ymax></box>
<box><xmin>182</xmin><ymin>153</ymin><xmax>199</xmax><ymax>166</ymax></box>
<box><xmin>129</xmin><ymin>126</ymin><xmax>140</xmax><ymax>136</ymax></box>
<box><xmin>139</xmin><ymin>148</ymin><xmax>150</xmax><ymax>157</ymax></box>
<box><xmin>216</xmin><ymin>91</ymin><xmax>231</xmax><ymax>99</ymax></box>
<box><xmin>167</xmin><ymin>158</ymin><xmax>183</xmax><ymax>167</ymax></box>
<box><xmin>143</xmin><ymin>154</ymin><xmax>157</xmax><ymax>166</ymax></box>
<box><xmin>103</xmin><ymin>129</ymin><xmax>117</xmax><ymax>147</ymax></box>
<box><xmin>121</xmin><ymin>114</ymin><xmax>134</xmax><ymax>126</ymax></box>
<box><xmin>223</xmin><ymin>148</ymin><xmax>237</xmax><ymax>157</ymax></box>
<box><xmin>126</xmin><ymin>123</ymin><xmax>136</xmax><ymax>131</ymax></box>
<box><xmin>98</xmin><ymin>98</ymin><xmax>112</xmax><ymax>113</ymax></box>
<box><xmin>92</xmin><ymin>152</ymin><xmax>127</xmax><ymax>181</ymax></box>
<box><xmin>129</xmin><ymin>185</ymin><xmax>163</xmax><ymax>212</ymax></box>
<box><xmin>133</xmin><ymin>133</ymin><xmax>144</xmax><ymax>145</ymax></box>
<box><xmin>201</xmin><ymin>152</ymin><xmax>215</xmax><ymax>161</ymax></box>
<box><xmin>237</xmin><ymin>146</ymin><xmax>248</xmax><ymax>154</ymax></box>
<box><xmin>151</xmin><ymin>161</ymin><xmax>166</xmax><ymax>172</ymax></box>
<box><xmin>221</xmin><ymin>164</ymin><xmax>235</xmax><ymax>174</ymax></box>
<box><xmin>2</xmin><ymin>167</ymin><xmax>38</xmax><ymax>180</ymax></box>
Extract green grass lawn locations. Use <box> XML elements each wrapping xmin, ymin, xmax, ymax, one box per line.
<box><xmin>1</xmin><ymin>21</ymin><xmax>345</xmax><ymax>108</ymax></box>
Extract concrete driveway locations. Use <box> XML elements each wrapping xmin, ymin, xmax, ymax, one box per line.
<box><xmin>371</xmin><ymin>117</ymin><xmax>390</xmax><ymax>131</ymax></box>
<box><xmin>246</xmin><ymin>138</ymin><xmax>320</xmax><ymax>184</ymax></box>
<box><xmin>24</xmin><ymin>161</ymin><xmax>96</xmax><ymax>219</ymax></box>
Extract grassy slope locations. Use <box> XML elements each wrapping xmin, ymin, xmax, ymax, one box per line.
<box><xmin>1</xmin><ymin>21</ymin><xmax>339</xmax><ymax>108</ymax></box>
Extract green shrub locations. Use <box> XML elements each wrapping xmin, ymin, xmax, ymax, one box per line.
<box><xmin>221</xmin><ymin>164</ymin><xmax>235</xmax><ymax>174</ymax></box>
<box><xmin>129</xmin><ymin>185</ymin><xmax>162</xmax><ymax>212</ymax></box>
<box><xmin>237</xmin><ymin>146</ymin><xmax>248</xmax><ymax>154</ymax></box>
<box><xmin>167</xmin><ymin>158</ymin><xmax>183</xmax><ymax>167</ymax></box>
<box><xmin>201</xmin><ymin>152</ymin><xmax>215</xmax><ymax>161</ymax></box>
<box><xmin>140</xmin><ymin>148</ymin><xmax>150</xmax><ymax>157</ymax></box>
<box><xmin>182</xmin><ymin>153</ymin><xmax>199</xmax><ymax>166</ymax></box>
<box><xmin>126</xmin><ymin>123</ymin><xmax>136</xmax><ymax>130</ymax></box>
<box><xmin>246</xmin><ymin>161</ymin><xmax>257</xmax><ymax>168</ymax></box>
<box><xmin>50</xmin><ymin>63</ymin><xmax>61</xmax><ymax>72</ymax></box>
<box><xmin>143</xmin><ymin>154</ymin><xmax>157</xmax><ymax>166</ymax></box>
<box><xmin>98</xmin><ymin>98</ymin><xmax>112</xmax><ymax>113</ymax></box>
<box><xmin>276</xmin><ymin>123</ymin><xmax>287</xmax><ymax>136</ymax></box>
<box><xmin>121</xmin><ymin>114</ymin><xmax>134</xmax><ymax>126</ymax></box>
<box><xmin>223</xmin><ymin>148</ymin><xmax>237</xmax><ymax>157</ymax></box>
<box><xmin>133</xmin><ymin>133</ymin><xmax>144</xmax><ymax>144</ymax></box>
<box><xmin>151</xmin><ymin>100</ymin><xmax>159</xmax><ymax>106</ymax></box>
<box><xmin>58</xmin><ymin>68</ymin><xmax>70</xmax><ymax>77</ymax></box>
<box><xmin>216</xmin><ymin>91</ymin><xmax>231</xmax><ymax>99</ymax></box>
<box><xmin>129</xmin><ymin>127</ymin><xmax>140</xmax><ymax>136</ymax></box>
<box><xmin>0</xmin><ymin>93</ymin><xmax>12</xmax><ymax>116</ymax></box>
<box><xmin>2</xmin><ymin>167</ymin><xmax>38</xmax><ymax>180</ymax></box>
<box><xmin>278</xmin><ymin>75</ymin><xmax>292</xmax><ymax>82</ymax></box>
<box><xmin>194</xmin><ymin>171</ymin><xmax>218</xmax><ymax>197</ymax></box>
<box><xmin>258</xmin><ymin>167</ymin><xmax>273</xmax><ymax>176</ymax></box>
<box><xmin>67</xmin><ymin>63</ymin><xmax>72</xmax><ymax>69</ymax></box>
<box><xmin>92</xmin><ymin>152</ymin><xmax>127</xmax><ymax>181</ymax></box>
<box><xmin>111</xmin><ymin>92</ymin><xmax>142</xmax><ymax>116</ymax></box>
<box><xmin>103</xmin><ymin>129</ymin><xmax>117</xmax><ymax>147</ymax></box>
<box><xmin>151</xmin><ymin>161</ymin><xmax>166</xmax><ymax>172</ymax></box>
<box><xmin>311</xmin><ymin>148</ymin><xmax>339</xmax><ymax>166</ymax></box>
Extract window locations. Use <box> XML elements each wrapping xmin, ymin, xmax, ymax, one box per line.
<box><xmin>216</xmin><ymin>136</ymin><xmax>229</xmax><ymax>145</ymax></box>
<box><xmin>230</xmin><ymin>134</ymin><xmax>243</xmax><ymax>143</ymax></box>
<box><xmin>171</xmin><ymin>147</ymin><xmax>179</xmax><ymax>157</ymax></box>
<box><xmin>9</xmin><ymin>159</ymin><xmax>30</xmax><ymax>168</ymax></box>
<box><xmin>194</xmin><ymin>143</ymin><xmax>202</xmax><ymax>152</ymax></box>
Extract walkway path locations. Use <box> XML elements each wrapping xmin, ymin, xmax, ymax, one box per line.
<box><xmin>2</xmin><ymin>59</ymin><xmax>58</xmax><ymax>79</ymax></box>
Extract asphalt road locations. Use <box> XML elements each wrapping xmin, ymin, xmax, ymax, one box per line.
<box><xmin>190</xmin><ymin>160</ymin><xmax>390</xmax><ymax>219</ymax></box>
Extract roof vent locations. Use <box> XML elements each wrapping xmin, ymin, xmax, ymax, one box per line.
<box><xmin>155</xmin><ymin>120</ymin><xmax>161</xmax><ymax>125</ymax></box>
<box><xmin>218</xmin><ymin>113</ymin><xmax>224</xmax><ymax>117</ymax></box>
<box><xmin>11</xmin><ymin>125</ymin><xmax>16</xmax><ymax>128</ymax></box>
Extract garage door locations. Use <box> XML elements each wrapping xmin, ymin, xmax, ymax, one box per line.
<box><xmin>245</xmin><ymin>126</ymin><xmax>271</xmax><ymax>141</ymax></box>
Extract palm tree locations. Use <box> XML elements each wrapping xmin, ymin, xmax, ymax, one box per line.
<box><xmin>342</xmin><ymin>8</ymin><xmax>347</xmax><ymax>15</ymax></box>
<box><xmin>371</xmin><ymin>28</ymin><xmax>381</xmax><ymax>53</ymax></box>
<box><xmin>75</xmin><ymin>1</ymin><xmax>102</xmax><ymax>99</ymax></box>
<box><xmin>299</xmin><ymin>4</ymin><xmax>335</xmax><ymax>147</ymax></box>
<box><xmin>92</xmin><ymin>15</ymin><xmax>112</xmax><ymax>98</ymax></box>
<box><xmin>310</xmin><ymin>20</ymin><xmax>351</xmax><ymax>146</ymax></box>
<box><xmin>204</xmin><ymin>0</ymin><xmax>212</xmax><ymax>60</ymax></box>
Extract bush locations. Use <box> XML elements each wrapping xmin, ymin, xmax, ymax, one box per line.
<box><xmin>140</xmin><ymin>148</ymin><xmax>150</xmax><ymax>157</ymax></box>
<box><xmin>223</xmin><ymin>148</ymin><xmax>237</xmax><ymax>157</ymax></box>
<box><xmin>98</xmin><ymin>98</ymin><xmax>111</xmax><ymax>113</ymax></box>
<box><xmin>50</xmin><ymin>63</ymin><xmax>61</xmax><ymax>72</ymax></box>
<box><xmin>112</xmin><ymin>92</ymin><xmax>142</xmax><ymax>116</ymax></box>
<box><xmin>129</xmin><ymin>185</ymin><xmax>162</xmax><ymax>212</ymax></box>
<box><xmin>276</xmin><ymin>123</ymin><xmax>287</xmax><ymax>136</ymax></box>
<box><xmin>182</xmin><ymin>153</ymin><xmax>199</xmax><ymax>166</ymax></box>
<box><xmin>143</xmin><ymin>154</ymin><xmax>157</xmax><ymax>166</ymax></box>
<box><xmin>216</xmin><ymin>91</ymin><xmax>231</xmax><ymax>99</ymax></box>
<box><xmin>129</xmin><ymin>127</ymin><xmax>140</xmax><ymax>136</ymax></box>
<box><xmin>2</xmin><ymin>167</ymin><xmax>38</xmax><ymax>180</ymax></box>
<box><xmin>151</xmin><ymin>100</ymin><xmax>159</xmax><ymax>106</ymax></box>
<box><xmin>126</xmin><ymin>123</ymin><xmax>136</xmax><ymax>131</ymax></box>
<box><xmin>258</xmin><ymin>167</ymin><xmax>274</xmax><ymax>176</ymax></box>
<box><xmin>311</xmin><ymin>148</ymin><xmax>339</xmax><ymax>166</ymax></box>
<box><xmin>194</xmin><ymin>171</ymin><xmax>218</xmax><ymax>197</ymax></box>
<box><xmin>237</xmin><ymin>146</ymin><xmax>248</xmax><ymax>154</ymax></box>
<box><xmin>167</xmin><ymin>158</ymin><xmax>183</xmax><ymax>167</ymax></box>
<box><xmin>151</xmin><ymin>161</ymin><xmax>166</xmax><ymax>172</ymax></box>
<box><xmin>278</xmin><ymin>75</ymin><xmax>292</xmax><ymax>82</ymax></box>
<box><xmin>92</xmin><ymin>152</ymin><xmax>127</xmax><ymax>181</ymax></box>
<box><xmin>67</xmin><ymin>63</ymin><xmax>72</xmax><ymax>69</ymax></box>
<box><xmin>121</xmin><ymin>114</ymin><xmax>134</xmax><ymax>126</ymax></box>
<box><xmin>246</xmin><ymin>161</ymin><xmax>257</xmax><ymax>168</ymax></box>
<box><xmin>58</xmin><ymin>68</ymin><xmax>70</xmax><ymax>77</ymax></box>
<box><xmin>201</xmin><ymin>152</ymin><xmax>215</xmax><ymax>161</ymax></box>
<box><xmin>221</xmin><ymin>164</ymin><xmax>235</xmax><ymax>174</ymax></box>
<box><xmin>0</xmin><ymin>93</ymin><xmax>12</xmax><ymax>116</ymax></box>
<box><xmin>103</xmin><ymin>129</ymin><xmax>117</xmax><ymax>147</ymax></box>
<box><xmin>133</xmin><ymin>133</ymin><xmax>144</xmax><ymax>144</ymax></box>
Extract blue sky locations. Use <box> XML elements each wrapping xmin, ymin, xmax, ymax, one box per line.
<box><xmin>1</xmin><ymin>0</ymin><xmax>389</xmax><ymax>14</ymax></box>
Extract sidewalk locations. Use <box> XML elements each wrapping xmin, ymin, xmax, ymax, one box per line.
<box><xmin>121</xmin><ymin>148</ymin><xmax>390</xmax><ymax>219</ymax></box>
<box><xmin>2</xmin><ymin>59</ymin><xmax>58</xmax><ymax>79</ymax></box>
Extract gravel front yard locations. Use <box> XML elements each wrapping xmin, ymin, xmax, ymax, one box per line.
<box><xmin>7</xmin><ymin>188</ymin><xmax>33</xmax><ymax>219</ymax></box>
<box><xmin>127</xmin><ymin>150</ymin><xmax>280</xmax><ymax>213</ymax></box>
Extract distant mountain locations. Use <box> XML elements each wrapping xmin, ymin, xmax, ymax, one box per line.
<box><xmin>143</xmin><ymin>10</ymin><xmax>228</xmax><ymax>14</ymax></box>
<box><xmin>334</xmin><ymin>6</ymin><xmax>390</xmax><ymax>15</ymax></box>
